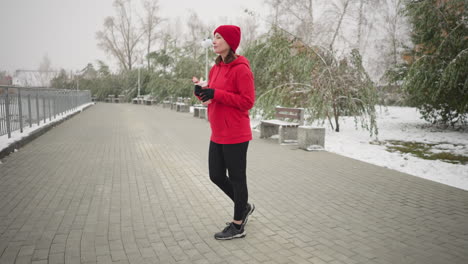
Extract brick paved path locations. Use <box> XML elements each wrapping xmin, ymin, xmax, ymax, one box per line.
<box><xmin>0</xmin><ymin>103</ymin><xmax>467</xmax><ymax>264</ymax></box>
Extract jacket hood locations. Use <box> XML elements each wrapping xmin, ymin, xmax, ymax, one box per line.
<box><xmin>210</xmin><ymin>55</ymin><xmax>251</xmax><ymax>86</ymax></box>
<box><xmin>218</xmin><ymin>55</ymin><xmax>251</xmax><ymax>69</ymax></box>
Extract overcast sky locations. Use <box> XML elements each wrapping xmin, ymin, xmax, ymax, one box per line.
<box><xmin>0</xmin><ymin>0</ymin><xmax>267</xmax><ymax>74</ymax></box>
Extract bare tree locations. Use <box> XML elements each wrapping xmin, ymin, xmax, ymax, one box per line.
<box><xmin>283</xmin><ymin>0</ymin><xmax>315</xmax><ymax>44</ymax></box>
<box><xmin>263</xmin><ymin>0</ymin><xmax>315</xmax><ymax>44</ymax></box>
<box><xmin>260</xmin><ymin>0</ymin><xmax>410</xmax><ymax>83</ymax></box>
<box><xmin>96</xmin><ymin>0</ymin><xmax>145</xmax><ymax>71</ymax></box>
<box><xmin>185</xmin><ymin>12</ymin><xmax>209</xmax><ymax>59</ymax></box>
<box><xmin>357</xmin><ymin>0</ymin><xmax>367</xmax><ymax>49</ymax></box>
<box><xmin>383</xmin><ymin>0</ymin><xmax>408</xmax><ymax>66</ymax></box>
<box><xmin>297</xmin><ymin>0</ymin><xmax>315</xmax><ymax>44</ymax></box>
<box><xmin>264</xmin><ymin>0</ymin><xmax>282</xmax><ymax>26</ymax></box>
<box><xmin>142</xmin><ymin>0</ymin><xmax>162</xmax><ymax>70</ymax></box>
<box><xmin>355</xmin><ymin>0</ymin><xmax>384</xmax><ymax>56</ymax></box>
<box><xmin>329</xmin><ymin>0</ymin><xmax>350</xmax><ymax>51</ymax></box>
<box><xmin>265</xmin><ymin>0</ymin><xmax>354</xmax><ymax>50</ymax></box>
<box><xmin>367</xmin><ymin>0</ymin><xmax>411</xmax><ymax>83</ymax></box>
<box><xmin>237</xmin><ymin>15</ymin><xmax>259</xmax><ymax>50</ymax></box>
<box><xmin>159</xmin><ymin>18</ymin><xmax>183</xmax><ymax>49</ymax></box>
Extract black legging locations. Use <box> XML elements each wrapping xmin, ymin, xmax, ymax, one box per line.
<box><xmin>208</xmin><ymin>141</ymin><xmax>249</xmax><ymax>221</ymax></box>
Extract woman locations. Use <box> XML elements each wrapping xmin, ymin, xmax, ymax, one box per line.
<box><xmin>194</xmin><ymin>25</ymin><xmax>256</xmax><ymax>240</ymax></box>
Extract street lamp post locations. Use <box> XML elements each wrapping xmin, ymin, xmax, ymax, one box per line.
<box><xmin>205</xmin><ymin>46</ymin><xmax>208</xmax><ymax>81</ymax></box>
<box><xmin>137</xmin><ymin>67</ymin><xmax>141</xmax><ymax>97</ymax></box>
<box><xmin>201</xmin><ymin>38</ymin><xmax>212</xmax><ymax>81</ymax></box>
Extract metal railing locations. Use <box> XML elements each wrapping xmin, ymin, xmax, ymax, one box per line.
<box><xmin>0</xmin><ymin>86</ymin><xmax>91</xmax><ymax>138</ymax></box>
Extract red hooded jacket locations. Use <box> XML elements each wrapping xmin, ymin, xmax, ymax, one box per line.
<box><xmin>201</xmin><ymin>55</ymin><xmax>255</xmax><ymax>144</ymax></box>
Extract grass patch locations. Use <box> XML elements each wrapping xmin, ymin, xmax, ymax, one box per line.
<box><xmin>372</xmin><ymin>140</ymin><xmax>468</xmax><ymax>165</ymax></box>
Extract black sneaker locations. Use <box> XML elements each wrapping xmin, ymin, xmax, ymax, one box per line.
<box><xmin>242</xmin><ymin>203</ymin><xmax>255</xmax><ymax>226</ymax></box>
<box><xmin>214</xmin><ymin>222</ymin><xmax>246</xmax><ymax>240</ymax></box>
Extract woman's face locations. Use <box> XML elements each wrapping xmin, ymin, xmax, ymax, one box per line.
<box><xmin>213</xmin><ymin>33</ymin><xmax>230</xmax><ymax>56</ymax></box>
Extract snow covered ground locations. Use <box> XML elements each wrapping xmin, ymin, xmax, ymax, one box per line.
<box><xmin>253</xmin><ymin>106</ymin><xmax>468</xmax><ymax>191</ymax></box>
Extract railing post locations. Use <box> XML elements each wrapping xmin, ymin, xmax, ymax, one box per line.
<box><xmin>48</xmin><ymin>90</ymin><xmax>51</xmax><ymax>121</ymax></box>
<box><xmin>67</xmin><ymin>91</ymin><xmax>70</xmax><ymax>113</ymax></box>
<box><xmin>53</xmin><ymin>91</ymin><xmax>56</xmax><ymax>119</ymax></box>
<box><xmin>18</xmin><ymin>88</ymin><xmax>23</xmax><ymax>133</ymax></box>
<box><xmin>57</xmin><ymin>91</ymin><xmax>62</xmax><ymax>115</ymax></box>
<box><xmin>59</xmin><ymin>92</ymin><xmax>61</xmax><ymax>113</ymax></box>
<box><xmin>43</xmin><ymin>93</ymin><xmax>46</xmax><ymax>124</ymax></box>
<box><xmin>28</xmin><ymin>93</ymin><xmax>32</xmax><ymax>128</ymax></box>
<box><xmin>0</xmin><ymin>89</ymin><xmax>3</xmax><ymax>136</ymax></box>
<box><xmin>60</xmin><ymin>91</ymin><xmax>63</xmax><ymax>115</ymax></box>
<box><xmin>5</xmin><ymin>87</ymin><xmax>11</xmax><ymax>138</ymax></box>
<box><xmin>36</xmin><ymin>91</ymin><xmax>40</xmax><ymax>125</ymax></box>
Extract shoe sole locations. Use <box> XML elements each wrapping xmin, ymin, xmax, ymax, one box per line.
<box><xmin>243</xmin><ymin>203</ymin><xmax>255</xmax><ymax>226</ymax></box>
<box><xmin>214</xmin><ymin>231</ymin><xmax>247</xmax><ymax>240</ymax></box>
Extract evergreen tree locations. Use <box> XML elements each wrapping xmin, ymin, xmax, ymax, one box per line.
<box><xmin>81</xmin><ymin>63</ymin><xmax>98</xmax><ymax>79</ymax></box>
<box><xmin>402</xmin><ymin>0</ymin><xmax>467</xmax><ymax>126</ymax></box>
<box><xmin>97</xmin><ymin>60</ymin><xmax>111</xmax><ymax>77</ymax></box>
<box><xmin>50</xmin><ymin>69</ymin><xmax>73</xmax><ymax>89</ymax></box>
<box><xmin>244</xmin><ymin>29</ymin><xmax>317</xmax><ymax>106</ymax></box>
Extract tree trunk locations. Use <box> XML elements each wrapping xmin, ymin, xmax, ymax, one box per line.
<box><xmin>308</xmin><ymin>0</ymin><xmax>314</xmax><ymax>37</ymax></box>
<box><xmin>147</xmin><ymin>39</ymin><xmax>151</xmax><ymax>70</ymax></box>
<box><xmin>274</xmin><ymin>0</ymin><xmax>280</xmax><ymax>26</ymax></box>
<box><xmin>333</xmin><ymin>100</ymin><xmax>340</xmax><ymax>132</ymax></box>
<box><xmin>358</xmin><ymin>0</ymin><xmax>364</xmax><ymax>49</ymax></box>
<box><xmin>392</xmin><ymin>26</ymin><xmax>398</xmax><ymax>66</ymax></box>
<box><xmin>143</xmin><ymin>0</ymin><xmax>161</xmax><ymax>71</ymax></box>
<box><xmin>330</xmin><ymin>0</ymin><xmax>350</xmax><ymax>51</ymax></box>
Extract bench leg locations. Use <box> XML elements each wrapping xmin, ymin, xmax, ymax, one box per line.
<box><xmin>260</xmin><ymin>123</ymin><xmax>278</xmax><ymax>139</ymax></box>
<box><xmin>298</xmin><ymin>127</ymin><xmax>325</xmax><ymax>149</ymax></box>
<box><xmin>279</xmin><ymin>126</ymin><xmax>298</xmax><ymax>144</ymax></box>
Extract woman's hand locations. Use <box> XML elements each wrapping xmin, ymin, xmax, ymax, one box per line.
<box><xmin>194</xmin><ymin>85</ymin><xmax>202</xmax><ymax>96</ymax></box>
<box><xmin>193</xmin><ymin>76</ymin><xmax>211</xmax><ymax>104</ymax></box>
<box><xmin>200</xmin><ymin>89</ymin><xmax>215</xmax><ymax>102</ymax></box>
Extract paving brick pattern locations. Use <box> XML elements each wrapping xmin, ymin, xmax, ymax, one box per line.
<box><xmin>0</xmin><ymin>103</ymin><xmax>467</xmax><ymax>264</ymax></box>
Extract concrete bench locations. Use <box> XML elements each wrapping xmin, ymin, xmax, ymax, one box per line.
<box><xmin>169</xmin><ymin>97</ymin><xmax>190</xmax><ymax>111</ymax></box>
<box><xmin>133</xmin><ymin>96</ymin><xmax>144</xmax><ymax>104</ymax></box>
<box><xmin>144</xmin><ymin>99</ymin><xmax>157</xmax><ymax>105</ymax></box>
<box><xmin>260</xmin><ymin>107</ymin><xmax>305</xmax><ymax>144</ymax></box>
<box><xmin>107</xmin><ymin>95</ymin><xmax>115</xmax><ymax>103</ymax></box>
<box><xmin>193</xmin><ymin>106</ymin><xmax>207</xmax><ymax>119</ymax></box>
<box><xmin>298</xmin><ymin>126</ymin><xmax>325</xmax><ymax>150</ymax></box>
<box><xmin>176</xmin><ymin>102</ymin><xmax>189</xmax><ymax>112</ymax></box>
<box><xmin>162</xmin><ymin>100</ymin><xmax>172</xmax><ymax>108</ymax></box>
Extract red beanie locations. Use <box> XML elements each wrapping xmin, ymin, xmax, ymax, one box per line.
<box><xmin>214</xmin><ymin>25</ymin><xmax>241</xmax><ymax>53</ymax></box>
